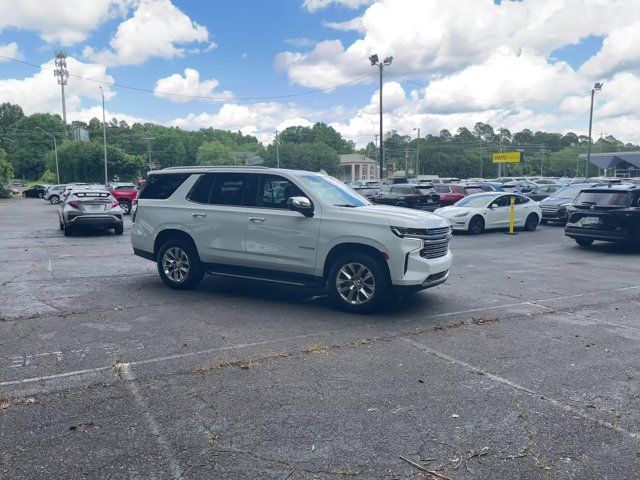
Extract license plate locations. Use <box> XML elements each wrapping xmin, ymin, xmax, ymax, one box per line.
<box><xmin>580</xmin><ymin>216</ymin><xmax>599</xmax><ymax>226</ymax></box>
<box><xmin>87</xmin><ymin>204</ymin><xmax>104</xmax><ymax>212</ymax></box>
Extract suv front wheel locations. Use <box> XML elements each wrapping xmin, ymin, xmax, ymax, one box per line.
<box><xmin>328</xmin><ymin>252</ymin><xmax>390</xmax><ymax>313</ymax></box>
<box><xmin>157</xmin><ymin>239</ymin><xmax>204</xmax><ymax>290</ymax></box>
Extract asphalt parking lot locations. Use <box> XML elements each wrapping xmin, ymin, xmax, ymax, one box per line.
<box><xmin>1</xmin><ymin>198</ymin><xmax>639</xmax><ymax>479</ymax></box>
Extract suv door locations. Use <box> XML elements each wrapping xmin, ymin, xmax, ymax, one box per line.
<box><xmin>186</xmin><ymin>173</ymin><xmax>253</xmax><ymax>265</ymax></box>
<box><xmin>244</xmin><ymin>174</ymin><xmax>320</xmax><ymax>275</ymax></box>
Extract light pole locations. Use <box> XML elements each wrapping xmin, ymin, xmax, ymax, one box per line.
<box><xmin>585</xmin><ymin>82</ymin><xmax>603</xmax><ymax>178</ymax></box>
<box><xmin>141</xmin><ymin>137</ymin><xmax>155</xmax><ymax>170</ymax></box>
<box><xmin>274</xmin><ymin>130</ymin><xmax>280</xmax><ymax>168</ymax></box>
<box><xmin>99</xmin><ymin>86</ymin><xmax>108</xmax><ymax>184</ymax></box>
<box><xmin>369</xmin><ymin>54</ymin><xmax>393</xmax><ymax>180</ymax></box>
<box><xmin>37</xmin><ymin>127</ymin><xmax>59</xmax><ymax>183</ymax></box>
<box><xmin>413</xmin><ymin>127</ymin><xmax>420</xmax><ymax>176</ymax></box>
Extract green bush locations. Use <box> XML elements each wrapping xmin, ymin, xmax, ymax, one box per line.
<box><xmin>39</xmin><ymin>170</ymin><xmax>57</xmax><ymax>184</ymax></box>
<box><xmin>0</xmin><ymin>148</ymin><xmax>14</xmax><ymax>198</ymax></box>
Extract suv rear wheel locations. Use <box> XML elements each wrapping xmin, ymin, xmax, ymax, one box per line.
<box><xmin>328</xmin><ymin>252</ymin><xmax>390</xmax><ymax>313</ymax></box>
<box><xmin>157</xmin><ymin>239</ymin><xmax>204</xmax><ymax>290</ymax></box>
<box><xmin>575</xmin><ymin>237</ymin><xmax>594</xmax><ymax>247</ymax></box>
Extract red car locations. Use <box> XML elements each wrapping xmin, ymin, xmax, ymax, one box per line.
<box><xmin>106</xmin><ymin>183</ymin><xmax>139</xmax><ymax>215</ymax></box>
<box><xmin>436</xmin><ymin>184</ymin><xmax>485</xmax><ymax>206</ymax></box>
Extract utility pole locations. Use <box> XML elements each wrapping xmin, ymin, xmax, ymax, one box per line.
<box><xmin>404</xmin><ymin>147</ymin><xmax>409</xmax><ymax>173</ymax></box>
<box><xmin>413</xmin><ymin>127</ymin><xmax>420</xmax><ymax>176</ymax></box>
<box><xmin>586</xmin><ymin>82</ymin><xmax>603</xmax><ymax>178</ymax></box>
<box><xmin>54</xmin><ymin>51</ymin><xmax>69</xmax><ymax>124</ymax></box>
<box><xmin>37</xmin><ymin>127</ymin><xmax>59</xmax><ymax>183</ymax></box>
<box><xmin>99</xmin><ymin>87</ymin><xmax>108</xmax><ymax>184</ymax></box>
<box><xmin>498</xmin><ymin>127</ymin><xmax>504</xmax><ymax>178</ymax></box>
<box><xmin>274</xmin><ymin>130</ymin><xmax>280</xmax><ymax>168</ymax></box>
<box><xmin>142</xmin><ymin>137</ymin><xmax>155</xmax><ymax>170</ymax></box>
<box><xmin>369</xmin><ymin>54</ymin><xmax>393</xmax><ymax>181</ymax></box>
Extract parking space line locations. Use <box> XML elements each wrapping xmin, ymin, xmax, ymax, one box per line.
<box><xmin>526</xmin><ymin>302</ymin><xmax>640</xmax><ymax>332</ymax></box>
<box><xmin>403</xmin><ymin>338</ymin><xmax>640</xmax><ymax>441</ymax></box>
<box><xmin>0</xmin><ymin>330</ymin><xmax>351</xmax><ymax>388</ymax></box>
<box><xmin>120</xmin><ymin>363</ymin><xmax>184</xmax><ymax>480</ymax></box>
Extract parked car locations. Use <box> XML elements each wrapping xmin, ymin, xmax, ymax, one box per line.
<box><xmin>436</xmin><ymin>184</ymin><xmax>485</xmax><ymax>206</ymax></box>
<box><xmin>371</xmin><ymin>183</ymin><xmax>440</xmax><ymax>210</ymax></box>
<box><xmin>59</xmin><ymin>189</ymin><xmax>124</xmax><ymax>236</ymax></box>
<box><xmin>131</xmin><ymin>167</ymin><xmax>453</xmax><ymax>313</ymax></box>
<box><xmin>539</xmin><ymin>183</ymin><xmax>601</xmax><ymax>224</ymax></box>
<box><xmin>107</xmin><ymin>183</ymin><xmax>139</xmax><ymax>215</ymax></box>
<box><xmin>22</xmin><ymin>184</ymin><xmax>48</xmax><ymax>198</ymax></box>
<box><xmin>434</xmin><ymin>192</ymin><xmax>542</xmax><ymax>234</ymax></box>
<box><xmin>525</xmin><ymin>184</ymin><xmax>563</xmax><ymax>201</ymax></box>
<box><xmin>10</xmin><ymin>182</ymin><xmax>26</xmax><ymax>194</ymax></box>
<box><xmin>352</xmin><ymin>186</ymin><xmax>379</xmax><ymax>200</ymax></box>
<box><xmin>44</xmin><ymin>184</ymin><xmax>66</xmax><ymax>204</ymax></box>
<box><xmin>565</xmin><ymin>184</ymin><xmax>640</xmax><ymax>246</ymax></box>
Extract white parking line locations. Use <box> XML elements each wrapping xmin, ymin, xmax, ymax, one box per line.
<box><xmin>120</xmin><ymin>363</ymin><xmax>184</xmax><ymax>480</ymax></box>
<box><xmin>404</xmin><ymin>338</ymin><xmax>640</xmax><ymax>441</ymax></box>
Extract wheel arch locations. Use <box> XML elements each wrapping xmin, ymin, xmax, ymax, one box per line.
<box><xmin>153</xmin><ymin>229</ymin><xmax>199</xmax><ymax>262</ymax></box>
<box><xmin>322</xmin><ymin>242</ymin><xmax>391</xmax><ymax>284</ymax></box>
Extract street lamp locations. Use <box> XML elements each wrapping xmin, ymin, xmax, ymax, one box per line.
<box><xmin>99</xmin><ymin>86</ymin><xmax>108</xmax><ymax>184</ymax></box>
<box><xmin>36</xmin><ymin>127</ymin><xmax>60</xmax><ymax>183</ymax></box>
<box><xmin>413</xmin><ymin>127</ymin><xmax>420</xmax><ymax>177</ymax></box>
<box><xmin>369</xmin><ymin>54</ymin><xmax>393</xmax><ymax>180</ymax></box>
<box><xmin>585</xmin><ymin>82</ymin><xmax>603</xmax><ymax>177</ymax></box>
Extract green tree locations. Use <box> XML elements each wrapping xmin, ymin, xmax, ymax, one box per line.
<box><xmin>0</xmin><ymin>148</ymin><xmax>13</xmax><ymax>197</ymax></box>
<box><xmin>0</xmin><ymin>102</ymin><xmax>24</xmax><ymax>151</ymax></box>
<box><xmin>196</xmin><ymin>140</ymin><xmax>234</xmax><ymax>165</ymax></box>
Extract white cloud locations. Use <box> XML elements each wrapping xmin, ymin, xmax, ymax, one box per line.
<box><xmin>323</xmin><ymin>17</ymin><xmax>364</xmax><ymax>32</ymax></box>
<box><xmin>68</xmin><ymin>106</ymin><xmax>151</xmax><ymax>126</ymax></box>
<box><xmin>284</xmin><ymin>38</ymin><xmax>316</xmax><ymax>48</ymax></box>
<box><xmin>0</xmin><ymin>42</ymin><xmax>21</xmax><ymax>60</ymax></box>
<box><xmin>154</xmin><ymin>68</ymin><xmax>233</xmax><ymax>103</ymax></box>
<box><xmin>0</xmin><ymin>0</ymin><xmax>129</xmax><ymax>46</ymax></box>
<box><xmin>84</xmin><ymin>0</ymin><xmax>209</xmax><ymax>66</ymax></box>
<box><xmin>579</xmin><ymin>22</ymin><xmax>640</xmax><ymax>79</ymax></box>
<box><xmin>303</xmin><ymin>0</ymin><xmax>372</xmax><ymax>12</ymax></box>
<box><xmin>0</xmin><ymin>57</ymin><xmax>114</xmax><ymax>115</ymax></box>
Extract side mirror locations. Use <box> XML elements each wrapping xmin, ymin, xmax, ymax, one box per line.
<box><xmin>287</xmin><ymin>196</ymin><xmax>314</xmax><ymax>217</ymax></box>
<box><xmin>490</xmin><ymin>203</ymin><xmax>498</xmax><ymax>209</ymax></box>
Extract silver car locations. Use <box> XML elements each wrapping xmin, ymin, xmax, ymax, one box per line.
<box><xmin>58</xmin><ymin>189</ymin><xmax>124</xmax><ymax>236</ymax></box>
<box><xmin>44</xmin><ymin>184</ymin><xmax>66</xmax><ymax>204</ymax></box>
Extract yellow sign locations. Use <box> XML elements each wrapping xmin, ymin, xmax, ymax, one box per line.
<box><xmin>492</xmin><ymin>152</ymin><xmax>521</xmax><ymax>164</ymax></box>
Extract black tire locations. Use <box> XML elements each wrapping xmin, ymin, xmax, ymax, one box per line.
<box><xmin>575</xmin><ymin>237</ymin><xmax>594</xmax><ymax>247</ymax></box>
<box><xmin>468</xmin><ymin>215</ymin><xmax>485</xmax><ymax>235</ymax></box>
<box><xmin>50</xmin><ymin>195</ymin><xmax>60</xmax><ymax>205</ymax></box>
<box><xmin>38</xmin><ymin>192</ymin><xmax>44</xmax><ymax>199</ymax></box>
<box><xmin>59</xmin><ymin>221</ymin><xmax>64</xmax><ymax>231</ymax></box>
<box><xmin>114</xmin><ymin>223</ymin><xmax>124</xmax><ymax>235</ymax></box>
<box><xmin>63</xmin><ymin>225</ymin><xmax>73</xmax><ymax>236</ymax></box>
<box><xmin>395</xmin><ymin>201</ymin><xmax>408</xmax><ymax>208</ymax></box>
<box><xmin>328</xmin><ymin>252</ymin><xmax>390</xmax><ymax>314</ymax></box>
<box><xmin>157</xmin><ymin>238</ymin><xmax>204</xmax><ymax>290</ymax></box>
<box><xmin>119</xmin><ymin>200</ymin><xmax>131</xmax><ymax>215</ymax></box>
<box><xmin>524</xmin><ymin>214</ymin><xmax>539</xmax><ymax>232</ymax></box>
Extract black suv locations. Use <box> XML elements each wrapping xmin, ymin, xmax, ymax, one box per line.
<box><xmin>371</xmin><ymin>183</ymin><xmax>440</xmax><ymax>210</ymax></box>
<box><xmin>565</xmin><ymin>184</ymin><xmax>640</xmax><ymax>246</ymax></box>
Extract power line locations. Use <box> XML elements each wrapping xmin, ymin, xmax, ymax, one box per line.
<box><xmin>0</xmin><ymin>54</ymin><xmax>374</xmax><ymax>101</ymax></box>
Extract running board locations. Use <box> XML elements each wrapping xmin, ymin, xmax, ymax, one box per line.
<box><xmin>204</xmin><ymin>263</ymin><xmax>325</xmax><ymax>289</ymax></box>
<box><xmin>207</xmin><ymin>270</ymin><xmax>307</xmax><ymax>287</ymax></box>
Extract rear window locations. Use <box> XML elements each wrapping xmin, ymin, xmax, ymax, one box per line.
<box><xmin>436</xmin><ymin>185</ymin><xmax>451</xmax><ymax>193</ymax></box>
<box><xmin>574</xmin><ymin>191</ymin><xmax>633</xmax><ymax>207</ymax></box>
<box><xmin>417</xmin><ymin>187</ymin><xmax>436</xmax><ymax>194</ymax></box>
<box><xmin>139</xmin><ymin>173</ymin><xmax>190</xmax><ymax>200</ymax></box>
<box><xmin>464</xmin><ymin>187</ymin><xmax>484</xmax><ymax>194</ymax></box>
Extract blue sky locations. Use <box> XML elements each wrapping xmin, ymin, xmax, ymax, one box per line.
<box><xmin>0</xmin><ymin>0</ymin><xmax>638</xmax><ymax>144</ymax></box>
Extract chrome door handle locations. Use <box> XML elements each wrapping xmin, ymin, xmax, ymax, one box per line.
<box><xmin>192</xmin><ymin>213</ymin><xmax>207</xmax><ymax>218</ymax></box>
<box><xmin>249</xmin><ymin>217</ymin><xmax>266</xmax><ymax>223</ymax></box>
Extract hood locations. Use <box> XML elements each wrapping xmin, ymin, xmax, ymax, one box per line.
<box><xmin>433</xmin><ymin>206</ymin><xmax>474</xmax><ymax>217</ymax></box>
<box><xmin>336</xmin><ymin>204</ymin><xmax>450</xmax><ymax>229</ymax></box>
<box><xmin>539</xmin><ymin>197</ymin><xmax>572</xmax><ymax>206</ymax></box>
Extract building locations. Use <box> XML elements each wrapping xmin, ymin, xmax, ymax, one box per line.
<box><xmin>338</xmin><ymin>154</ymin><xmax>379</xmax><ymax>182</ymax></box>
<box><xmin>580</xmin><ymin>151</ymin><xmax>640</xmax><ymax>177</ymax></box>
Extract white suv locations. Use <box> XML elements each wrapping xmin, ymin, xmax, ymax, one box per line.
<box><xmin>131</xmin><ymin>167</ymin><xmax>453</xmax><ymax>313</ymax></box>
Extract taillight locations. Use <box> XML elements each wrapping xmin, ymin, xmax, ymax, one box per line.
<box><xmin>68</xmin><ymin>200</ymin><xmax>79</xmax><ymax>209</ymax></box>
<box><xmin>111</xmin><ymin>201</ymin><xmax>119</xmax><ymax>208</ymax></box>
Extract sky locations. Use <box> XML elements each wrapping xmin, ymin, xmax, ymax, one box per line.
<box><xmin>0</xmin><ymin>0</ymin><xmax>639</xmax><ymax>145</ymax></box>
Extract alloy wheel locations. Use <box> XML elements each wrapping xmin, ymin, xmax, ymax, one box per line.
<box><xmin>336</xmin><ymin>262</ymin><xmax>375</xmax><ymax>305</ymax></box>
<box><xmin>162</xmin><ymin>247</ymin><xmax>190</xmax><ymax>283</ymax></box>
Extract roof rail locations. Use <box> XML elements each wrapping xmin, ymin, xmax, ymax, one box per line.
<box><xmin>160</xmin><ymin>165</ymin><xmax>269</xmax><ymax>170</ymax></box>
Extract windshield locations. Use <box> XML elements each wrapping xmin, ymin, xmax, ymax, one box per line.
<box><xmin>298</xmin><ymin>175</ymin><xmax>369</xmax><ymax>207</ymax></box>
<box><xmin>551</xmin><ymin>184</ymin><xmax>588</xmax><ymax>199</ymax></box>
<box><xmin>454</xmin><ymin>194</ymin><xmax>498</xmax><ymax>207</ymax></box>
<box><xmin>464</xmin><ymin>187</ymin><xmax>484</xmax><ymax>194</ymax></box>
<box><xmin>574</xmin><ymin>191</ymin><xmax>633</xmax><ymax>207</ymax></box>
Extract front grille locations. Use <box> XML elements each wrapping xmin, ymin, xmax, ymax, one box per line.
<box><xmin>419</xmin><ymin>226</ymin><xmax>451</xmax><ymax>259</ymax></box>
<box><xmin>541</xmin><ymin>205</ymin><xmax>559</xmax><ymax>212</ymax></box>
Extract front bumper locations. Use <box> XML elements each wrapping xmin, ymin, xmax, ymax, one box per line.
<box><xmin>541</xmin><ymin>207</ymin><xmax>568</xmax><ymax>222</ymax></box>
<box><xmin>565</xmin><ymin>226</ymin><xmax>635</xmax><ymax>243</ymax></box>
<box><xmin>391</xmin><ymin>236</ymin><xmax>453</xmax><ymax>287</ymax></box>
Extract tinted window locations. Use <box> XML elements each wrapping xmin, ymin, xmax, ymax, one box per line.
<box><xmin>210</xmin><ymin>173</ymin><xmax>250</xmax><ymax>206</ymax></box>
<box><xmin>574</xmin><ymin>191</ymin><xmax>633</xmax><ymax>207</ymax></box>
<box><xmin>436</xmin><ymin>185</ymin><xmax>451</xmax><ymax>193</ymax></box>
<box><xmin>139</xmin><ymin>173</ymin><xmax>190</xmax><ymax>200</ymax></box>
<box><xmin>492</xmin><ymin>195</ymin><xmax>511</xmax><ymax>207</ymax></box>
<box><xmin>515</xmin><ymin>195</ymin><xmax>530</xmax><ymax>204</ymax></box>
<box><xmin>258</xmin><ymin>175</ymin><xmax>304</xmax><ymax>209</ymax></box>
<box><xmin>187</xmin><ymin>173</ymin><xmax>216</xmax><ymax>204</ymax></box>
<box><xmin>464</xmin><ymin>187</ymin><xmax>484</xmax><ymax>195</ymax></box>
<box><xmin>417</xmin><ymin>187</ymin><xmax>436</xmax><ymax>195</ymax></box>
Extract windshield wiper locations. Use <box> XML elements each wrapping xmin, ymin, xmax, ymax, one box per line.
<box><xmin>334</xmin><ymin>203</ymin><xmax>357</xmax><ymax>208</ymax></box>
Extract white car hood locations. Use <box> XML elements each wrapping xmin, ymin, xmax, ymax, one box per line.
<box><xmin>337</xmin><ymin>204</ymin><xmax>450</xmax><ymax>229</ymax></box>
<box><xmin>433</xmin><ymin>206</ymin><xmax>475</xmax><ymax>218</ymax></box>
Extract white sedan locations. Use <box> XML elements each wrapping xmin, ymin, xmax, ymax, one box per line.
<box><xmin>433</xmin><ymin>192</ymin><xmax>542</xmax><ymax>234</ymax></box>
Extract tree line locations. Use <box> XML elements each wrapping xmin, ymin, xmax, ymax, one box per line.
<box><xmin>1</xmin><ymin>101</ymin><xmax>637</xmax><ymax>185</ymax></box>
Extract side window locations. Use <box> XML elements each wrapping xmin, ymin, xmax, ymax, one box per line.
<box><xmin>258</xmin><ymin>175</ymin><xmax>304</xmax><ymax>209</ymax></box>
<box><xmin>493</xmin><ymin>195</ymin><xmax>510</xmax><ymax>207</ymax></box>
<box><xmin>516</xmin><ymin>195</ymin><xmax>530</xmax><ymax>204</ymax></box>
<box><xmin>187</xmin><ymin>173</ymin><xmax>217</xmax><ymax>204</ymax></box>
<box><xmin>139</xmin><ymin>173</ymin><xmax>191</xmax><ymax>200</ymax></box>
<box><xmin>209</xmin><ymin>173</ymin><xmax>249</xmax><ymax>206</ymax></box>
